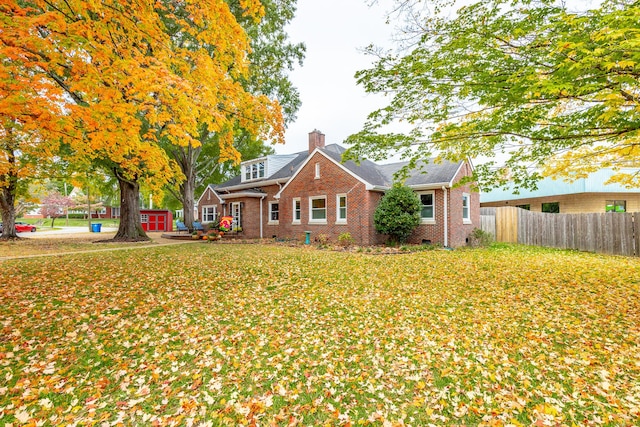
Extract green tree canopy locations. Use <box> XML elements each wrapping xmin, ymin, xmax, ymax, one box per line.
<box><xmin>374</xmin><ymin>184</ymin><xmax>421</xmax><ymax>243</ymax></box>
<box><xmin>346</xmin><ymin>0</ymin><xmax>640</xmax><ymax>191</ymax></box>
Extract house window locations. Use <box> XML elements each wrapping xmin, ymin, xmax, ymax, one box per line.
<box><xmin>243</xmin><ymin>161</ymin><xmax>266</xmax><ymax>182</ymax></box>
<box><xmin>516</xmin><ymin>204</ymin><xmax>530</xmax><ymax>210</ymax></box>
<box><xmin>542</xmin><ymin>202</ymin><xmax>560</xmax><ymax>213</ymax></box>
<box><xmin>202</xmin><ymin>206</ymin><xmax>217</xmax><ymax>222</ymax></box>
<box><xmin>292</xmin><ymin>198</ymin><xmax>301</xmax><ymax>224</ymax></box>
<box><xmin>140</xmin><ymin>214</ymin><xmax>149</xmax><ymax>223</ymax></box>
<box><xmin>112</xmin><ymin>207</ymin><xmax>121</xmax><ymax>218</ymax></box>
<box><xmin>315</xmin><ymin>163</ymin><xmax>321</xmax><ymax>179</ymax></box>
<box><xmin>336</xmin><ymin>194</ymin><xmax>347</xmax><ymax>223</ymax></box>
<box><xmin>462</xmin><ymin>193</ymin><xmax>471</xmax><ymax>223</ymax></box>
<box><xmin>606</xmin><ymin>200</ymin><xmax>626</xmax><ymax>212</ymax></box>
<box><xmin>419</xmin><ymin>192</ymin><xmax>435</xmax><ymax>222</ymax></box>
<box><xmin>309</xmin><ymin>196</ymin><xmax>327</xmax><ymax>223</ymax></box>
<box><xmin>269</xmin><ymin>202</ymin><xmax>279</xmax><ymax>224</ymax></box>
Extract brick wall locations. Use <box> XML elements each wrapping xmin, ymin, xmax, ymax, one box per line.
<box><xmin>405</xmin><ymin>162</ymin><xmax>478</xmax><ymax>247</ymax></box>
<box><xmin>197</xmin><ymin>186</ymin><xmax>280</xmax><ymax>239</ymax></box>
<box><xmin>278</xmin><ymin>152</ymin><xmax>379</xmax><ymax>245</ymax></box>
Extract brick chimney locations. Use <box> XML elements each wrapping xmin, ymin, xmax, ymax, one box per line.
<box><xmin>308</xmin><ymin>129</ymin><xmax>325</xmax><ymax>153</ymax></box>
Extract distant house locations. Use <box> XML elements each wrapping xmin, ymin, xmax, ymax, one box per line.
<box><xmin>480</xmin><ymin>169</ymin><xmax>640</xmax><ymax>213</ymax></box>
<box><xmin>197</xmin><ymin>130</ymin><xmax>479</xmax><ymax>247</ymax></box>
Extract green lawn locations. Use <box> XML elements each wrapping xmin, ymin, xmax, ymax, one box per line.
<box><xmin>17</xmin><ymin>217</ymin><xmax>121</xmax><ymax>228</ymax></box>
<box><xmin>0</xmin><ymin>244</ymin><xmax>638</xmax><ymax>426</ymax></box>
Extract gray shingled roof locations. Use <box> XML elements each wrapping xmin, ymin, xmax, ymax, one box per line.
<box><xmin>378</xmin><ymin>159</ymin><xmax>464</xmax><ymax>187</ymax></box>
<box><xmin>215</xmin><ymin>144</ymin><xmax>463</xmax><ymax>190</ymax></box>
<box><xmin>215</xmin><ymin>151</ymin><xmax>308</xmax><ymax>190</ymax></box>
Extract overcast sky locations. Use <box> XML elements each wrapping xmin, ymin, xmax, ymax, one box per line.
<box><xmin>278</xmin><ymin>0</ymin><xmax>395</xmax><ymax>155</ymax></box>
<box><xmin>277</xmin><ymin>0</ymin><xmax>602</xmax><ymax>157</ymax></box>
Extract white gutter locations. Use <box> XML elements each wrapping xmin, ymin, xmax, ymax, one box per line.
<box><xmin>219</xmin><ymin>192</ymin><xmax>266</xmax><ymax>199</ymax></box>
<box><xmin>259</xmin><ymin>195</ymin><xmax>266</xmax><ymax>239</ymax></box>
<box><xmin>219</xmin><ymin>177</ymin><xmax>289</xmax><ymax>192</ymax></box>
<box><xmin>442</xmin><ymin>186</ymin><xmax>448</xmax><ymax>248</ymax></box>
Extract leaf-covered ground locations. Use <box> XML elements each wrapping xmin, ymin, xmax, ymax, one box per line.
<box><xmin>1</xmin><ymin>244</ymin><xmax>639</xmax><ymax>426</ymax></box>
<box><xmin>0</xmin><ymin>235</ymin><xmax>156</xmax><ymax>258</ymax></box>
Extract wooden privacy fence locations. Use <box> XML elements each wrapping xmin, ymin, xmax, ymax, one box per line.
<box><xmin>480</xmin><ymin>207</ymin><xmax>640</xmax><ymax>257</ymax></box>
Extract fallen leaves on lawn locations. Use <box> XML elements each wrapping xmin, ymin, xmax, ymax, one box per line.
<box><xmin>0</xmin><ymin>244</ymin><xmax>639</xmax><ymax>426</ymax></box>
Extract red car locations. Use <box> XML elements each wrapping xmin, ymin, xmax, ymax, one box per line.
<box><xmin>15</xmin><ymin>222</ymin><xmax>36</xmax><ymax>233</ymax></box>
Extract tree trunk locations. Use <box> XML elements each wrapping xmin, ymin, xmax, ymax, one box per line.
<box><xmin>0</xmin><ymin>184</ymin><xmax>18</xmax><ymax>239</ymax></box>
<box><xmin>172</xmin><ymin>144</ymin><xmax>201</xmax><ymax>229</ymax></box>
<box><xmin>181</xmin><ymin>168</ymin><xmax>196</xmax><ymax>228</ymax></box>
<box><xmin>113</xmin><ymin>175</ymin><xmax>149</xmax><ymax>241</ymax></box>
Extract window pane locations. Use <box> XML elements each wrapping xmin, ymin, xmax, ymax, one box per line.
<box><xmin>312</xmin><ymin>209</ymin><xmax>326</xmax><ymax>220</ymax></box>
<box><xmin>258</xmin><ymin>162</ymin><xmax>265</xmax><ymax>178</ymax></box>
<box><xmin>294</xmin><ymin>200</ymin><xmax>301</xmax><ymax>220</ymax></box>
<box><xmin>311</xmin><ymin>198</ymin><xmax>326</xmax><ymax>220</ymax></box>
<box><xmin>606</xmin><ymin>200</ymin><xmax>626</xmax><ymax>212</ymax></box>
<box><xmin>338</xmin><ymin>196</ymin><xmax>347</xmax><ymax>220</ymax></box>
<box><xmin>462</xmin><ymin>195</ymin><xmax>469</xmax><ymax>219</ymax></box>
<box><xmin>420</xmin><ymin>193</ymin><xmax>434</xmax><ymax>219</ymax></box>
<box><xmin>270</xmin><ymin>203</ymin><xmax>279</xmax><ymax>221</ymax></box>
<box><xmin>542</xmin><ymin>202</ymin><xmax>560</xmax><ymax>213</ymax></box>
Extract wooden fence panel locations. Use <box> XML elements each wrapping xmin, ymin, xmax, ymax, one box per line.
<box><xmin>480</xmin><ymin>215</ymin><xmax>496</xmax><ymax>238</ymax></box>
<box><xmin>489</xmin><ymin>207</ymin><xmax>638</xmax><ymax>257</ymax></box>
<box><xmin>496</xmin><ymin>206</ymin><xmax>519</xmax><ymax>243</ymax></box>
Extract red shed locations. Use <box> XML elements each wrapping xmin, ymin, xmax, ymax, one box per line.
<box><xmin>140</xmin><ymin>209</ymin><xmax>173</xmax><ymax>232</ymax></box>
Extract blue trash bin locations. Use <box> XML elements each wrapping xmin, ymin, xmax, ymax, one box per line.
<box><xmin>91</xmin><ymin>223</ymin><xmax>102</xmax><ymax>232</ymax></box>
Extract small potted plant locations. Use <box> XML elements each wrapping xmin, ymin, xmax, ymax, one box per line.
<box><xmin>191</xmin><ymin>230</ymin><xmax>200</xmax><ymax>240</ymax></box>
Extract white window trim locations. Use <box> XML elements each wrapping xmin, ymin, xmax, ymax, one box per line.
<box><xmin>309</xmin><ymin>195</ymin><xmax>327</xmax><ymax>224</ymax></box>
<box><xmin>201</xmin><ymin>205</ymin><xmax>217</xmax><ymax>223</ymax></box>
<box><xmin>418</xmin><ymin>191</ymin><xmax>436</xmax><ymax>224</ymax></box>
<box><xmin>241</xmin><ymin>160</ymin><xmax>267</xmax><ymax>183</ymax></box>
<box><xmin>462</xmin><ymin>193</ymin><xmax>472</xmax><ymax>224</ymax></box>
<box><xmin>268</xmin><ymin>201</ymin><xmax>279</xmax><ymax>225</ymax></box>
<box><xmin>336</xmin><ymin>194</ymin><xmax>347</xmax><ymax>224</ymax></box>
<box><xmin>314</xmin><ymin>162</ymin><xmax>320</xmax><ymax>179</ymax></box>
<box><xmin>292</xmin><ymin>198</ymin><xmax>301</xmax><ymax>224</ymax></box>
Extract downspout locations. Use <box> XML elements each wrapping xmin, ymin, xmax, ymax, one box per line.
<box><xmin>442</xmin><ymin>186</ymin><xmax>448</xmax><ymax>248</ymax></box>
<box><xmin>260</xmin><ymin>195</ymin><xmax>266</xmax><ymax>239</ymax></box>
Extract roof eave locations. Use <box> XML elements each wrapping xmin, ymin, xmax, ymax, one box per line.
<box><xmin>217</xmin><ymin>178</ymin><xmax>289</xmax><ymax>192</ymax></box>
<box><xmin>220</xmin><ymin>192</ymin><xmax>267</xmax><ymax>199</ymax></box>
<box><xmin>408</xmin><ymin>182</ymin><xmax>452</xmax><ymax>191</ymax></box>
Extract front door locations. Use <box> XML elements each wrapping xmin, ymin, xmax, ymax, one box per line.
<box><xmin>231</xmin><ymin>202</ymin><xmax>241</xmax><ymax>231</ymax></box>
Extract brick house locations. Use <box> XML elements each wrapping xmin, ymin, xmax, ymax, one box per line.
<box><xmin>197</xmin><ymin>130</ymin><xmax>479</xmax><ymax>247</ymax></box>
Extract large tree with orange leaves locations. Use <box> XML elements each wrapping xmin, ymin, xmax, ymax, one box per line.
<box><xmin>0</xmin><ymin>55</ymin><xmax>67</xmax><ymax>238</ymax></box>
<box><xmin>165</xmin><ymin>0</ymin><xmax>304</xmax><ymax>229</ymax></box>
<box><xmin>1</xmin><ymin>0</ymin><xmax>284</xmax><ymax>240</ymax></box>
